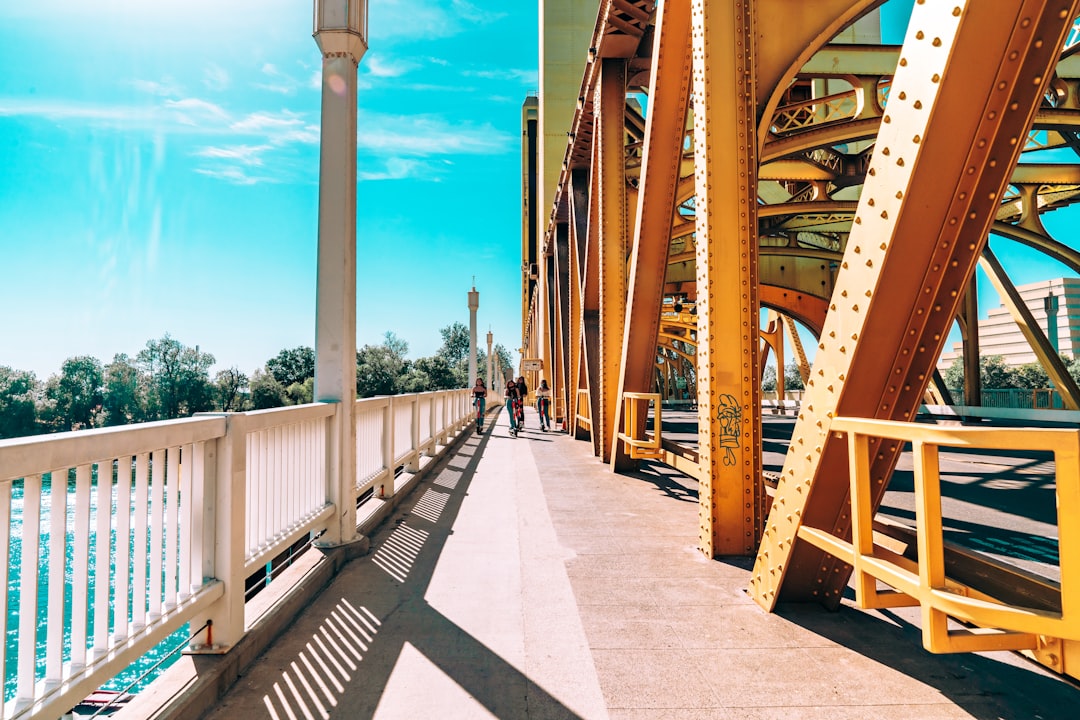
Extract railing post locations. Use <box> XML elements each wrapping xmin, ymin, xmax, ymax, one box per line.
<box><xmin>429</xmin><ymin>393</ymin><xmax>438</xmax><ymax>450</ymax></box>
<box><xmin>382</xmin><ymin>396</ymin><xmax>394</xmax><ymax>497</ymax></box>
<box><xmin>408</xmin><ymin>395</ymin><xmax>421</xmax><ymax>471</ymax></box>
<box><xmin>192</xmin><ymin>413</ymin><xmax>247</xmax><ymax>651</ymax></box>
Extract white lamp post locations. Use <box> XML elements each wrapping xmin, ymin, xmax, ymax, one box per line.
<box><xmin>313</xmin><ymin>0</ymin><xmax>367</xmax><ymax>547</ymax></box>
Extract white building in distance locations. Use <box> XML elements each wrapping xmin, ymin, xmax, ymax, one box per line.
<box><xmin>938</xmin><ymin>277</ymin><xmax>1080</xmax><ymax>370</ymax></box>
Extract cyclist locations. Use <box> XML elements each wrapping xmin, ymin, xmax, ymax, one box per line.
<box><xmin>535</xmin><ymin>379</ymin><xmax>552</xmax><ymax>432</ymax></box>
<box><xmin>515</xmin><ymin>376</ymin><xmax>529</xmax><ymax>429</ymax></box>
<box><xmin>504</xmin><ymin>379</ymin><xmax>520</xmax><ymax>436</ymax></box>
<box><xmin>471</xmin><ymin>377</ymin><xmax>487</xmax><ymax>431</ymax></box>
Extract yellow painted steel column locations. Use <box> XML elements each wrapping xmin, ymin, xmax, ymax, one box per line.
<box><xmin>691</xmin><ymin>0</ymin><xmax>764</xmax><ymax>557</ymax></box>
<box><xmin>569</xmin><ymin>168</ymin><xmax>591</xmax><ymax>439</ymax></box>
<box><xmin>749</xmin><ymin>0</ymin><xmax>1080</xmax><ymax>610</ymax></box>
<box><xmin>596</xmin><ymin>58</ymin><xmax>629</xmax><ymax>463</ymax></box>
<box><xmin>610</xmin><ymin>0</ymin><xmax>693</xmax><ymax>470</ymax></box>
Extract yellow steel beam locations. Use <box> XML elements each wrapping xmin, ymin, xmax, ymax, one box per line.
<box><xmin>611</xmin><ymin>0</ymin><xmax>693</xmax><ymax>470</ymax></box>
<box><xmin>568</xmin><ymin>169</ymin><xmax>589</xmax><ymax>430</ymax></box>
<box><xmin>782</xmin><ymin>314</ymin><xmax>810</xmax><ymax>385</ymax></box>
<box><xmin>754</xmin><ymin>0</ymin><xmax>884</xmax><ymax>148</ymax></box>
<box><xmin>979</xmin><ymin>246</ymin><xmax>1080</xmax><ymax>410</ymax></box>
<box><xmin>691</xmin><ymin>0</ymin><xmax>764</xmax><ymax>557</ymax></box>
<box><xmin>552</xmin><ymin>222</ymin><xmax>571</xmax><ymax>422</ymax></box>
<box><xmin>750</xmin><ymin>0</ymin><xmax>1080</xmax><ymax>610</ymax></box>
<box><xmin>595</xmin><ymin>59</ymin><xmax>629</xmax><ymax>462</ymax></box>
<box><xmin>960</xmin><ymin>277</ymin><xmax>982</xmax><ymax>407</ymax></box>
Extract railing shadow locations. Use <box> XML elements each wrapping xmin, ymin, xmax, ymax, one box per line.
<box><xmin>772</xmin><ymin>601</ymin><xmax>1080</xmax><ymax>720</ymax></box>
<box><xmin>220</xmin><ymin>407</ymin><xmax>586</xmax><ymax>720</ymax></box>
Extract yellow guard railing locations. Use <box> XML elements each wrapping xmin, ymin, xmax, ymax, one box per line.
<box><xmin>618</xmin><ymin>392</ymin><xmax>664</xmax><ymax>460</ymax></box>
<box><xmin>801</xmin><ymin>417</ymin><xmax>1080</xmax><ymax>662</ymax></box>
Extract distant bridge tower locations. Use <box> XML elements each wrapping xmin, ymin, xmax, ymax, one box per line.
<box><xmin>468</xmin><ymin>285</ymin><xmax>479</xmax><ymax>385</ymax></box>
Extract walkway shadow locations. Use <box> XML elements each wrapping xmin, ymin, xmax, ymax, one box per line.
<box><xmin>772</xmin><ymin>601</ymin><xmax>1080</xmax><ymax>719</ymax></box>
<box><xmin>217</xmin><ymin>408</ymin><xmax>586</xmax><ymax>720</ymax></box>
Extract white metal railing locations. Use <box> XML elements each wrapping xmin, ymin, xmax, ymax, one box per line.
<box><xmin>0</xmin><ymin>388</ymin><xmax>473</xmax><ymax>719</ymax></box>
<box><xmin>0</xmin><ymin>417</ymin><xmax>227</xmax><ymax>720</ymax></box>
<box><xmin>353</xmin><ymin>390</ymin><xmax>471</xmax><ymax>502</ymax></box>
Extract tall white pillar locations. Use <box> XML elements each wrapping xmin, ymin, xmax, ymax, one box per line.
<box><xmin>313</xmin><ymin>1</ymin><xmax>367</xmax><ymax>545</ymax></box>
<box><xmin>468</xmin><ymin>286</ymin><xmax>479</xmax><ymax>385</ymax></box>
<box><xmin>486</xmin><ymin>330</ymin><xmax>494</xmax><ymax>391</ymax></box>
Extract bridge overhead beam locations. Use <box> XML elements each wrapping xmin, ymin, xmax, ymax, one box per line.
<box><xmin>749</xmin><ymin>0</ymin><xmax>1080</xmax><ymax>610</ymax></box>
<box><xmin>611</xmin><ymin>0</ymin><xmax>693</xmax><ymax>470</ymax></box>
<box><xmin>692</xmin><ymin>0</ymin><xmax>765</xmax><ymax>557</ymax></box>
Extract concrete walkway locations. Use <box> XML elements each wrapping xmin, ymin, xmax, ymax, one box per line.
<box><xmin>203</xmin><ymin>407</ymin><xmax>1080</xmax><ymax>719</ymax></box>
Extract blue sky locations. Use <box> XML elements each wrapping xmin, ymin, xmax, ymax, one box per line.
<box><xmin>1</xmin><ymin>0</ymin><xmax>1077</xmax><ymax>380</ymax></box>
<box><xmin>0</xmin><ymin>0</ymin><xmax>536</xmax><ymax>379</ymax></box>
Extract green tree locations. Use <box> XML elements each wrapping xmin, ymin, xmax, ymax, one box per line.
<box><xmin>943</xmin><ymin>357</ymin><xmax>964</xmax><ymax>394</ymax></box>
<box><xmin>103</xmin><ymin>353</ymin><xmax>146</xmax><ymax>426</ymax></box>
<box><xmin>784</xmin><ymin>363</ymin><xmax>805</xmax><ymax>391</ymax></box>
<box><xmin>438</xmin><ymin>322</ymin><xmax>470</xmax><ymax>367</ymax></box>
<box><xmin>760</xmin><ymin>365</ymin><xmax>777</xmax><ymax>392</ymax></box>
<box><xmin>356</xmin><ymin>332</ymin><xmax>410</xmax><ymax>398</ymax></box>
<box><xmin>46</xmin><ymin>355</ymin><xmax>104</xmax><ymax>431</ymax></box>
<box><xmin>1012</xmin><ymin>361</ymin><xmax>1050</xmax><ymax>390</ymax></box>
<box><xmin>136</xmin><ymin>335</ymin><xmax>216</xmax><ymax>419</ymax></box>
<box><xmin>285</xmin><ymin>377</ymin><xmax>314</xmax><ymax>405</ymax></box>
<box><xmin>0</xmin><ymin>366</ymin><xmax>39</xmax><ymax>439</ymax></box>
<box><xmin>250</xmin><ymin>369</ymin><xmax>287</xmax><ymax>409</ymax></box>
<box><xmin>980</xmin><ymin>355</ymin><xmax>1017</xmax><ymax>390</ymax></box>
<box><xmin>266</xmin><ymin>346</ymin><xmax>315</xmax><ymax>388</ymax></box>
<box><xmin>403</xmin><ymin>355</ymin><xmax>458</xmax><ymax>392</ymax></box>
<box><xmin>215</xmin><ymin>367</ymin><xmax>250</xmax><ymax>411</ymax></box>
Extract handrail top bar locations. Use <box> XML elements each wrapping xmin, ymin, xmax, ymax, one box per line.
<box><xmin>622</xmin><ymin>392</ymin><xmax>661</xmax><ymax>401</ymax></box>
<box><xmin>831</xmin><ymin>415</ymin><xmax>1079</xmax><ymax>452</ymax></box>
<box><xmin>222</xmin><ymin>402</ymin><xmax>337</xmax><ymax>432</ymax></box>
<box><xmin>0</xmin><ymin>415</ymin><xmax>228</xmax><ymax>483</ymax></box>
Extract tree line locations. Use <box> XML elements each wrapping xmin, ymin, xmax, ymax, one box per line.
<box><xmin>0</xmin><ymin>323</ymin><xmax>513</xmax><ymax>440</ymax></box>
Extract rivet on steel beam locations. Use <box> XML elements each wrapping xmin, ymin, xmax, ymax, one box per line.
<box><xmin>855</xmin><ymin>216</ymin><xmax>863</xmax><ymax>224</ymax></box>
<box><xmin>914</xmin><ymin>100</ymin><xmax>923</xmax><ymax>109</ymax></box>
<box><xmin>898</xmin><ymin>91</ymin><xmax>907</xmax><ymax>100</ymax></box>
<box><xmin>932</xmin><ymin>73</ymin><xmax>941</xmax><ymax>83</ymax></box>
<box><xmin>868</xmin><ymin>168</ymin><xmax>876</xmax><ymax>176</ymax></box>
<box><xmin>881</xmin><ymin>147</ymin><xmax>890</xmax><ymax>156</ymax></box>
<box><xmin>952</xmin><ymin>6</ymin><xmax>961</xmax><ymax>16</ymax></box>
<box><xmin>899</xmin><ymin>58</ymin><xmax>908</xmax><ymax>67</ymax></box>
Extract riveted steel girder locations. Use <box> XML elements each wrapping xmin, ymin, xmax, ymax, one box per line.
<box><xmin>569</xmin><ymin>169</ymin><xmax>589</xmax><ymax>431</ymax></box>
<box><xmin>692</xmin><ymin>0</ymin><xmax>765</xmax><ymax>557</ymax></box>
<box><xmin>960</xmin><ymin>277</ymin><xmax>982</xmax><ymax>407</ymax></box>
<box><xmin>611</xmin><ymin>0</ymin><xmax>693</xmax><ymax>470</ymax></box>
<box><xmin>750</xmin><ymin>0</ymin><xmax>1080</xmax><ymax>610</ymax></box>
<box><xmin>595</xmin><ymin>59</ymin><xmax>629</xmax><ymax>462</ymax></box>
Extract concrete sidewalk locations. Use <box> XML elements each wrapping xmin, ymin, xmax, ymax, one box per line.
<box><xmin>203</xmin><ymin>407</ymin><xmax>1080</xmax><ymax>719</ymax></box>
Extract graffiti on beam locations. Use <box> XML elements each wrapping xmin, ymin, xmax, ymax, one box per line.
<box><xmin>717</xmin><ymin>394</ymin><xmax>741</xmax><ymax>467</ymax></box>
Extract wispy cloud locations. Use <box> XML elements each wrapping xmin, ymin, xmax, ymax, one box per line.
<box><xmin>132</xmin><ymin>78</ymin><xmax>183</xmax><ymax>97</ymax></box>
<box><xmin>203</xmin><ymin>63</ymin><xmax>230</xmax><ymax>92</ymax></box>
<box><xmin>463</xmin><ymin>68</ymin><xmax>538</xmax><ymax>85</ymax></box>
<box><xmin>254</xmin><ymin>63</ymin><xmax>304</xmax><ymax>95</ymax></box>
<box><xmin>194</xmin><ymin>166</ymin><xmax>262</xmax><ymax>185</ymax></box>
<box><xmin>194</xmin><ymin>144</ymin><xmax>273</xmax><ymax>166</ymax></box>
<box><xmin>370</xmin><ymin>0</ymin><xmax>504</xmax><ymax>41</ymax></box>
<box><xmin>164</xmin><ymin>97</ymin><xmax>231</xmax><ymax>124</ymax></box>
<box><xmin>364</xmin><ymin>55</ymin><xmax>420</xmax><ymax>79</ymax></box>
<box><xmin>359</xmin><ymin>157</ymin><xmax>428</xmax><ymax>182</ymax></box>
<box><xmin>357</xmin><ymin>113</ymin><xmax>511</xmax><ymax>156</ymax></box>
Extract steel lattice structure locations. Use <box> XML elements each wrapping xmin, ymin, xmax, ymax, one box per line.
<box><xmin>524</xmin><ymin>0</ymin><xmax>1080</xmax><ymax>679</ymax></box>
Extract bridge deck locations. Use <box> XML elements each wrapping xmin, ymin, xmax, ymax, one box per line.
<box><xmin>204</xmin><ymin>407</ymin><xmax>1080</xmax><ymax>719</ymax></box>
